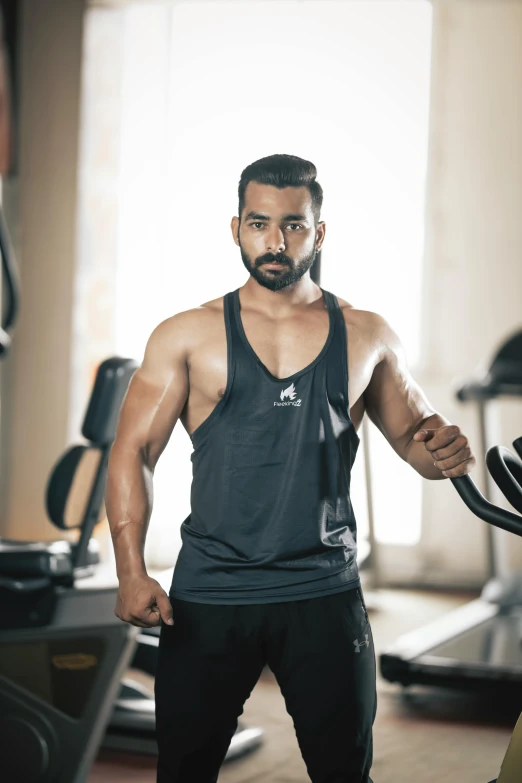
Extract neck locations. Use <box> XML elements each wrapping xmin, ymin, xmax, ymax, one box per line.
<box><xmin>241</xmin><ymin>275</ymin><xmax>323</xmax><ymax>315</ymax></box>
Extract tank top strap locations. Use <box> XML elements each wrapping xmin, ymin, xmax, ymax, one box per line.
<box><xmin>220</xmin><ymin>289</ymin><xmax>242</xmax><ymax>391</ymax></box>
<box><xmin>224</xmin><ymin>288</ymin><xmax>249</xmax><ymax>360</ymax></box>
<box><xmin>322</xmin><ymin>289</ymin><xmax>349</xmax><ymax>410</ymax></box>
<box><xmin>224</xmin><ymin>289</ymin><xmax>240</xmax><ymax>343</ymax></box>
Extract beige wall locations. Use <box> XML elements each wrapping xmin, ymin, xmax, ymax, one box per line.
<box><xmin>381</xmin><ymin>0</ymin><xmax>522</xmax><ymax>587</ymax></box>
<box><xmin>0</xmin><ymin>0</ymin><xmax>86</xmax><ymax>539</ymax></box>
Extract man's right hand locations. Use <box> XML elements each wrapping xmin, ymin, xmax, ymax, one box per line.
<box><xmin>115</xmin><ymin>575</ymin><xmax>174</xmax><ymax>628</ymax></box>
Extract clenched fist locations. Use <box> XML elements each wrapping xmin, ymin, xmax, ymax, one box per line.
<box><xmin>413</xmin><ymin>424</ymin><xmax>476</xmax><ymax>478</ymax></box>
<box><xmin>115</xmin><ymin>574</ymin><xmax>174</xmax><ymax>628</ymax></box>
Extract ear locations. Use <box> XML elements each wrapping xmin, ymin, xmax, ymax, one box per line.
<box><xmin>231</xmin><ymin>215</ymin><xmax>240</xmax><ymax>246</ymax></box>
<box><xmin>315</xmin><ymin>221</ymin><xmax>326</xmax><ymax>251</ymax></box>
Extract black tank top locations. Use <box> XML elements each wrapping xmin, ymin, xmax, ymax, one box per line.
<box><xmin>170</xmin><ymin>287</ymin><xmax>361</xmax><ymax>605</ymax></box>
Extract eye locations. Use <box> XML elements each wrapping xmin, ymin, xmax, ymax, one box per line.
<box><xmin>287</xmin><ymin>224</ymin><xmax>303</xmax><ymax>231</ymax></box>
<box><xmin>251</xmin><ymin>222</ymin><xmax>264</xmax><ymax>229</ymax></box>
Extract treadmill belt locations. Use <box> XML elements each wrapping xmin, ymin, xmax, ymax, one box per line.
<box><xmin>424</xmin><ymin>613</ymin><xmax>522</xmax><ymax>669</ymax></box>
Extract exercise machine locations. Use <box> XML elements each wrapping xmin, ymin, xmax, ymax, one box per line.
<box><xmin>0</xmin><ymin>358</ymin><xmax>139</xmax><ymax>783</ymax></box>
<box><xmin>0</xmin><ymin>203</ymin><xmax>19</xmax><ymax>358</ymax></box>
<box><xmin>0</xmin><ymin>3</ymin><xmax>19</xmax><ymax>360</ymax></box>
<box><xmin>380</xmin><ymin>329</ymin><xmax>522</xmax><ymax>699</ymax></box>
<box><xmin>445</xmin><ymin>437</ymin><xmax>522</xmax><ymax>783</ymax></box>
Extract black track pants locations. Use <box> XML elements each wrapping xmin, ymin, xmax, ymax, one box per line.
<box><xmin>155</xmin><ymin>586</ymin><xmax>377</xmax><ymax>783</ymax></box>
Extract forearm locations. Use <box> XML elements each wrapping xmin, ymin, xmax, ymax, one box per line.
<box><xmin>405</xmin><ymin>412</ymin><xmax>452</xmax><ymax>479</ymax></box>
<box><xmin>105</xmin><ymin>443</ymin><xmax>154</xmax><ymax>580</ymax></box>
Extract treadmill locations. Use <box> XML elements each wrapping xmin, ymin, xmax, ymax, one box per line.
<box><xmin>380</xmin><ymin>329</ymin><xmax>522</xmax><ymax>697</ymax></box>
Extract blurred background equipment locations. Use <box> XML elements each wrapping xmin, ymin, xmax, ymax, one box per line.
<box><xmin>0</xmin><ymin>1</ymin><xmax>19</xmax><ymax>359</ymax></box>
<box><xmin>380</xmin><ymin>332</ymin><xmax>522</xmax><ymax>700</ymax></box>
<box><xmin>450</xmin><ymin>436</ymin><xmax>522</xmax><ymax>783</ymax></box>
<box><xmin>0</xmin><ymin>358</ymin><xmax>139</xmax><ymax>783</ymax></box>
<box><xmin>451</xmin><ymin>434</ymin><xmax>522</xmax><ymax>783</ymax></box>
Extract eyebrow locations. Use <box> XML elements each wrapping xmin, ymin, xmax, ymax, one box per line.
<box><xmin>244</xmin><ymin>211</ymin><xmax>309</xmax><ymax>222</ymax></box>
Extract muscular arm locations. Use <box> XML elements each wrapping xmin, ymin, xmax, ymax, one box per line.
<box><xmin>362</xmin><ymin>313</ymin><xmax>451</xmax><ymax>480</ymax></box>
<box><xmin>105</xmin><ymin>315</ymin><xmax>190</xmax><ymax>580</ymax></box>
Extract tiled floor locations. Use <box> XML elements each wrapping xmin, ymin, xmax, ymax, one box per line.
<box><xmin>90</xmin><ymin>588</ymin><xmax>519</xmax><ymax>782</ymax></box>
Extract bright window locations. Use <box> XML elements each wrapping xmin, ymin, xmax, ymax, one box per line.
<box><xmin>108</xmin><ymin>0</ymin><xmax>432</xmax><ymax>563</ymax></box>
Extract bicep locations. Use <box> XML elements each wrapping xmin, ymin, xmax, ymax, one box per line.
<box><xmin>114</xmin><ymin>316</ymin><xmax>190</xmax><ymax>470</ymax></box>
<box><xmin>363</xmin><ymin>316</ymin><xmax>435</xmax><ymax>460</ymax></box>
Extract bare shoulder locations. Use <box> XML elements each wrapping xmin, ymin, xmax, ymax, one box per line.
<box><xmin>179</xmin><ymin>296</ymin><xmax>223</xmax><ymax>325</ymax></box>
<box><xmin>147</xmin><ymin>296</ymin><xmax>225</xmax><ymax>353</ymax></box>
<box><xmin>334</xmin><ymin>295</ymin><xmax>399</xmax><ymax>361</ymax></box>
<box><xmin>334</xmin><ymin>294</ymin><xmax>380</xmax><ymax>335</ymax></box>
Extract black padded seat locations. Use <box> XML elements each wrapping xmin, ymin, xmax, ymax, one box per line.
<box><xmin>0</xmin><ymin>358</ymin><xmax>139</xmax><ymax>591</ymax></box>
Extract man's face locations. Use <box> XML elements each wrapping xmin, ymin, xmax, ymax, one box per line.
<box><xmin>232</xmin><ymin>182</ymin><xmax>325</xmax><ymax>292</ymax></box>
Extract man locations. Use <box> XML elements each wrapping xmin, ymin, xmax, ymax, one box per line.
<box><xmin>105</xmin><ymin>154</ymin><xmax>476</xmax><ymax>783</ymax></box>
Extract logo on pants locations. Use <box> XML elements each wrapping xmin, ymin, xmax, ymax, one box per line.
<box><xmin>353</xmin><ymin>634</ymin><xmax>370</xmax><ymax>653</ymax></box>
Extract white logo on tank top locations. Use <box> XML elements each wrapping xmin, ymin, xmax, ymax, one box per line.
<box><xmin>280</xmin><ymin>383</ymin><xmax>296</xmax><ymax>401</ymax></box>
<box><xmin>274</xmin><ymin>382</ymin><xmax>302</xmax><ymax>407</ymax></box>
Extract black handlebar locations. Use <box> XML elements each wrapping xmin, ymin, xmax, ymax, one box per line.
<box><xmin>0</xmin><ymin>206</ymin><xmax>20</xmax><ymax>358</ymax></box>
<box><xmin>451</xmin><ymin>437</ymin><xmax>522</xmax><ymax>537</ymax></box>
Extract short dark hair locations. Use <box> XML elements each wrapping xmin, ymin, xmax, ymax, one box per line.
<box><xmin>238</xmin><ymin>154</ymin><xmax>323</xmax><ymax>225</ymax></box>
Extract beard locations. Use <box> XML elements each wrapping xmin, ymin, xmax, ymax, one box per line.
<box><xmin>239</xmin><ymin>241</ymin><xmax>318</xmax><ymax>292</ymax></box>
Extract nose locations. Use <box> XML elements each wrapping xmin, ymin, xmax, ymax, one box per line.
<box><xmin>266</xmin><ymin>226</ymin><xmax>286</xmax><ymax>254</ymax></box>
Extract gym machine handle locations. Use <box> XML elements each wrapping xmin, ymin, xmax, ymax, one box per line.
<box><xmin>0</xmin><ymin>205</ymin><xmax>20</xmax><ymax>358</ymax></box>
<box><xmin>451</xmin><ymin>437</ymin><xmax>522</xmax><ymax>537</ymax></box>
